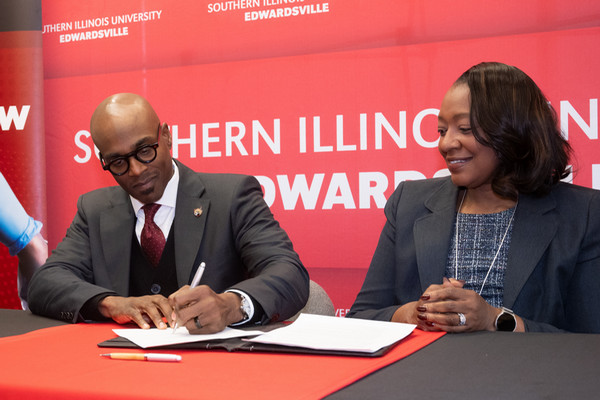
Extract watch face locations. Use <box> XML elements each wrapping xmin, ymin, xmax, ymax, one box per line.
<box><xmin>240</xmin><ymin>297</ymin><xmax>251</xmax><ymax>318</ymax></box>
<box><xmin>497</xmin><ymin>312</ymin><xmax>517</xmax><ymax>331</ymax></box>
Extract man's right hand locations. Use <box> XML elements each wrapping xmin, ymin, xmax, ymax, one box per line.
<box><xmin>98</xmin><ymin>295</ymin><xmax>174</xmax><ymax>329</ymax></box>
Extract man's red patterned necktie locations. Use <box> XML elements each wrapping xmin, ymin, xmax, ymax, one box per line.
<box><xmin>141</xmin><ymin>203</ymin><xmax>165</xmax><ymax>267</ymax></box>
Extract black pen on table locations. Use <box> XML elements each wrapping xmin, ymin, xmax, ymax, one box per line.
<box><xmin>172</xmin><ymin>261</ymin><xmax>206</xmax><ymax>333</ymax></box>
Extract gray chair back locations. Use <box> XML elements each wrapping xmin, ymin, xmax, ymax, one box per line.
<box><xmin>287</xmin><ymin>280</ymin><xmax>335</xmax><ymax>321</ymax></box>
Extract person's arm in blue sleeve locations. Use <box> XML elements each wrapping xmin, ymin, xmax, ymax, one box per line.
<box><xmin>0</xmin><ymin>172</ymin><xmax>48</xmax><ymax>309</ymax></box>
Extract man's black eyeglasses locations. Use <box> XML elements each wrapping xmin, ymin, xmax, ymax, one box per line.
<box><xmin>99</xmin><ymin>125</ymin><xmax>161</xmax><ymax>176</ymax></box>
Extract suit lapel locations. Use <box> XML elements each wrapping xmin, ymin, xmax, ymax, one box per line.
<box><xmin>173</xmin><ymin>161</ymin><xmax>210</xmax><ymax>286</ymax></box>
<box><xmin>100</xmin><ymin>191</ymin><xmax>135</xmax><ymax>296</ymax></box>
<box><xmin>503</xmin><ymin>193</ymin><xmax>557</xmax><ymax>307</ymax></box>
<box><xmin>414</xmin><ymin>179</ymin><xmax>459</xmax><ymax>291</ymax></box>
<box><xmin>414</xmin><ymin>180</ymin><xmax>558</xmax><ymax>305</ymax></box>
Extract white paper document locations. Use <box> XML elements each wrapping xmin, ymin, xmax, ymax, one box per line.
<box><xmin>247</xmin><ymin>313</ymin><xmax>416</xmax><ymax>353</ymax></box>
<box><xmin>113</xmin><ymin>326</ymin><xmax>264</xmax><ymax>349</ymax></box>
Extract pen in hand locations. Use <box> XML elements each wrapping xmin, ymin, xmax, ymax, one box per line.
<box><xmin>172</xmin><ymin>261</ymin><xmax>206</xmax><ymax>333</ymax></box>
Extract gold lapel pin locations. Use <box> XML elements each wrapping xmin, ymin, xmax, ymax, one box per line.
<box><xmin>193</xmin><ymin>207</ymin><xmax>203</xmax><ymax>217</ymax></box>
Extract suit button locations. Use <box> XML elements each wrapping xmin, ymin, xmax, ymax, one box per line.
<box><xmin>150</xmin><ymin>284</ymin><xmax>161</xmax><ymax>294</ymax></box>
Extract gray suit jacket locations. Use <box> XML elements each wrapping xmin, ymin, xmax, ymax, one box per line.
<box><xmin>348</xmin><ymin>177</ymin><xmax>600</xmax><ymax>333</ymax></box>
<box><xmin>28</xmin><ymin>161</ymin><xmax>309</xmax><ymax>323</ymax></box>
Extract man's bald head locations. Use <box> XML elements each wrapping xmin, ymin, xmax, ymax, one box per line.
<box><xmin>90</xmin><ymin>93</ymin><xmax>174</xmax><ymax>204</ymax></box>
<box><xmin>90</xmin><ymin>93</ymin><xmax>160</xmax><ymax>149</ymax></box>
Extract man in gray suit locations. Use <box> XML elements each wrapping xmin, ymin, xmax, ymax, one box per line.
<box><xmin>28</xmin><ymin>93</ymin><xmax>309</xmax><ymax>333</ymax></box>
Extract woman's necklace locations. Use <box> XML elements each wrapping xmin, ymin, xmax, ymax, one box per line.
<box><xmin>454</xmin><ymin>190</ymin><xmax>518</xmax><ymax>295</ymax></box>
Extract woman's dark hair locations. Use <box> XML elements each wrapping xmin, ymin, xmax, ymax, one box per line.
<box><xmin>455</xmin><ymin>62</ymin><xmax>571</xmax><ymax>199</ymax></box>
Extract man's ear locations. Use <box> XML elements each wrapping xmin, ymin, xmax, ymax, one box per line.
<box><xmin>161</xmin><ymin>122</ymin><xmax>172</xmax><ymax>149</ymax></box>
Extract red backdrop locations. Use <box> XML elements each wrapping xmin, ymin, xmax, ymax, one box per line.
<box><xmin>3</xmin><ymin>0</ymin><xmax>598</xmax><ymax>312</ymax></box>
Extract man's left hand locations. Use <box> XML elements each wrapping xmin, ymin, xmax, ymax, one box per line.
<box><xmin>98</xmin><ymin>295</ymin><xmax>174</xmax><ymax>329</ymax></box>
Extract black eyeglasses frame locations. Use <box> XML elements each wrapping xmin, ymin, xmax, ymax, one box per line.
<box><xmin>99</xmin><ymin>124</ymin><xmax>161</xmax><ymax>176</ymax></box>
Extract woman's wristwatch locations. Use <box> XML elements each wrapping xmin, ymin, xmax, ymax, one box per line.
<box><xmin>495</xmin><ymin>307</ymin><xmax>517</xmax><ymax>332</ymax></box>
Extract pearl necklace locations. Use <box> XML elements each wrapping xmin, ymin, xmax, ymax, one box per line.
<box><xmin>454</xmin><ymin>190</ymin><xmax>518</xmax><ymax>295</ymax></box>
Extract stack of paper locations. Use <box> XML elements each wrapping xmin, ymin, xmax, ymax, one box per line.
<box><xmin>111</xmin><ymin>314</ymin><xmax>416</xmax><ymax>354</ymax></box>
<box><xmin>112</xmin><ymin>326</ymin><xmax>263</xmax><ymax>349</ymax></box>
<box><xmin>248</xmin><ymin>314</ymin><xmax>416</xmax><ymax>353</ymax></box>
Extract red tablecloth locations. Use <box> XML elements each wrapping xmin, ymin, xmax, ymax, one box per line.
<box><xmin>0</xmin><ymin>322</ymin><xmax>444</xmax><ymax>399</ymax></box>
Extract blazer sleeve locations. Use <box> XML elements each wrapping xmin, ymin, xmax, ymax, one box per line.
<box><xmin>347</xmin><ymin>182</ymin><xmax>413</xmax><ymax>321</ymax></box>
<box><xmin>520</xmin><ymin>189</ymin><xmax>600</xmax><ymax>333</ymax></box>
<box><xmin>227</xmin><ymin>176</ymin><xmax>309</xmax><ymax>323</ymax></box>
<box><xmin>27</xmin><ymin>194</ymin><xmax>117</xmax><ymax>323</ymax></box>
<box><xmin>565</xmin><ymin>189</ymin><xmax>600</xmax><ymax>333</ymax></box>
